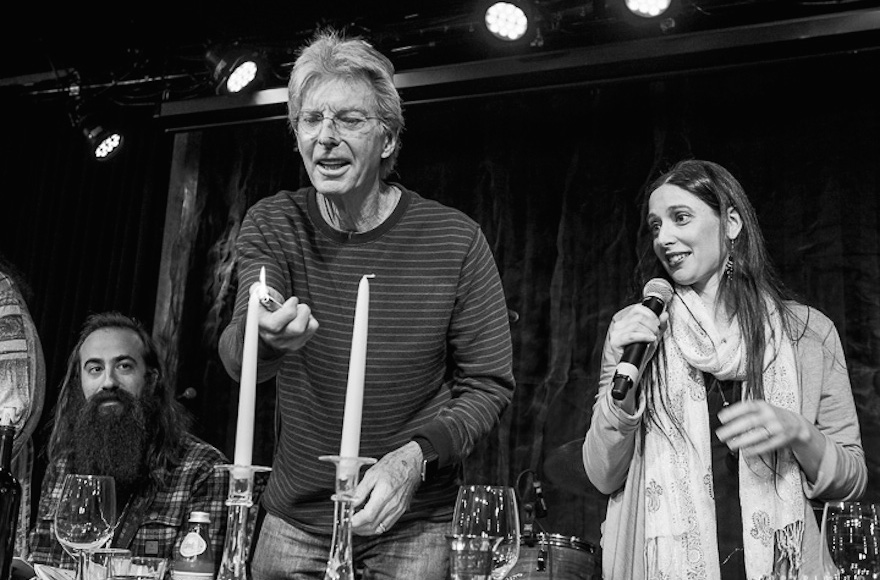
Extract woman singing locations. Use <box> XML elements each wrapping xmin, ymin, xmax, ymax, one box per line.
<box><xmin>583</xmin><ymin>159</ymin><xmax>866</xmax><ymax>579</ymax></box>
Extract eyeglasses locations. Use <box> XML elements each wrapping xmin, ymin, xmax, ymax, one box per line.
<box><xmin>295</xmin><ymin>111</ymin><xmax>381</xmax><ymax>137</ymax></box>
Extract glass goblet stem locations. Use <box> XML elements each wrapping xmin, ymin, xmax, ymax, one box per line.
<box><xmin>75</xmin><ymin>550</ymin><xmax>87</xmax><ymax>580</ymax></box>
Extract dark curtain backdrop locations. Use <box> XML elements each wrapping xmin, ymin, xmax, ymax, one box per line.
<box><xmin>2</xmin><ymin>49</ymin><xmax>879</xmax><ymax>549</ymax></box>
<box><xmin>0</xmin><ymin>98</ymin><xmax>173</xmax><ymax>511</ymax></box>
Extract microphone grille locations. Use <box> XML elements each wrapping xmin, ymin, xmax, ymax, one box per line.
<box><xmin>643</xmin><ymin>278</ymin><xmax>674</xmax><ymax>303</ymax></box>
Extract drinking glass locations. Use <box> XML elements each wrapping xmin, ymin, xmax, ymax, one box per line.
<box><xmin>823</xmin><ymin>501</ymin><xmax>880</xmax><ymax>579</ymax></box>
<box><xmin>88</xmin><ymin>548</ymin><xmax>131</xmax><ymax>580</ymax></box>
<box><xmin>108</xmin><ymin>556</ymin><xmax>168</xmax><ymax>580</ymax></box>
<box><xmin>54</xmin><ymin>474</ymin><xmax>117</xmax><ymax>580</ymax></box>
<box><xmin>452</xmin><ymin>485</ymin><xmax>520</xmax><ymax>580</ymax></box>
<box><xmin>447</xmin><ymin>535</ymin><xmax>503</xmax><ymax>580</ymax></box>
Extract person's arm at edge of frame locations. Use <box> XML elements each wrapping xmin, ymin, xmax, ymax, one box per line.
<box><xmin>0</xmin><ymin>273</ymin><xmax>46</xmax><ymax>459</ymax></box>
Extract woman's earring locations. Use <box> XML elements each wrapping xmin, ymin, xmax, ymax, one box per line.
<box><xmin>725</xmin><ymin>238</ymin><xmax>736</xmax><ymax>279</ymax></box>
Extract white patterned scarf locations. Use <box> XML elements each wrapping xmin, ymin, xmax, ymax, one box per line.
<box><xmin>643</xmin><ymin>285</ymin><xmax>804</xmax><ymax>580</ymax></box>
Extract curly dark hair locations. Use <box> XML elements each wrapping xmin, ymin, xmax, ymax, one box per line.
<box><xmin>46</xmin><ymin>311</ymin><xmax>193</xmax><ymax>483</ymax></box>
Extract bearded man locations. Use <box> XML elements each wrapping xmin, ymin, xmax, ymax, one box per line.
<box><xmin>27</xmin><ymin>312</ymin><xmax>229</xmax><ymax>568</ymax></box>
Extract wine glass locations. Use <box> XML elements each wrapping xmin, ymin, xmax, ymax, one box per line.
<box><xmin>823</xmin><ymin>501</ymin><xmax>880</xmax><ymax>579</ymax></box>
<box><xmin>452</xmin><ymin>485</ymin><xmax>520</xmax><ymax>580</ymax></box>
<box><xmin>54</xmin><ymin>474</ymin><xmax>117</xmax><ymax>580</ymax></box>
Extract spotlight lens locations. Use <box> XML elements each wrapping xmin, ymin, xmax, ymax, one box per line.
<box><xmin>226</xmin><ymin>60</ymin><xmax>258</xmax><ymax>93</ymax></box>
<box><xmin>625</xmin><ymin>0</ymin><xmax>672</xmax><ymax>17</ymax></box>
<box><xmin>485</xmin><ymin>2</ymin><xmax>529</xmax><ymax>42</ymax></box>
<box><xmin>94</xmin><ymin>132</ymin><xmax>123</xmax><ymax>159</ymax></box>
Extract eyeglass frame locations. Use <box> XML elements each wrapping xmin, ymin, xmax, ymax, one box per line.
<box><xmin>294</xmin><ymin>109</ymin><xmax>383</xmax><ymax>137</ymax></box>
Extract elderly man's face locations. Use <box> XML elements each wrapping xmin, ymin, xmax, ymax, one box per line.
<box><xmin>79</xmin><ymin>327</ymin><xmax>151</xmax><ymax>406</ymax></box>
<box><xmin>296</xmin><ymin>77</ymin><xmax>396</xmax><ymax>200</ymax></box>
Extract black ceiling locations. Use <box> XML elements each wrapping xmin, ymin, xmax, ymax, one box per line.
<box><xmin>3</xmin><ymin>0</ymin><xmax>880</xmax><ymax>109</ymax></box>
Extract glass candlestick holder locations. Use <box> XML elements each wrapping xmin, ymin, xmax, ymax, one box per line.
<box><xmin>216</xmin><ymin>464</ymin><xmax>272</xmax><ymax>580</ymax></box>
<box><xmin>318</xmin><ymin>455</ymin><xmax>377</xmax><ymax>580</ymax></box>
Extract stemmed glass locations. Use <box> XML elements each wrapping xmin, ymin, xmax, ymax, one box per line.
<box><xmin>54</xmin><ymin>474</ymin><xmax>117</xmax><ymax>580</ymax></box>
<box><xmin>452</xmin><ymin>485</ymin><xmax>520</xmax><ymax>580</ymax></box>
<box><xmin>823</xmin><ymin>501</ymin><xmax>880</xmax><ymax>579</ymax></box>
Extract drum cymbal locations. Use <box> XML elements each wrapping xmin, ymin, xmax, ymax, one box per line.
<box><xmin>542</xmin><ymin>438</ymin><xmax>592</xmax><ymax>494</ymax></box>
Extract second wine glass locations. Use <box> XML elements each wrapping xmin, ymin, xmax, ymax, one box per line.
<box><xmin>452</xmin><ymin>485</ymin><xmax>520</xmax><ymax>580</ymax></box>
<box><xmin>54</xmin><ymin>474</ymin><xmax>117</xmax><ymax>580</ymax></box>
<box><xmin>823</xmin><ymin>500</ymin><xmax>880</xmax><ymax>580</ymax></box>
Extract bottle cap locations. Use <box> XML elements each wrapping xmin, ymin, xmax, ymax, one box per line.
<box><xmin>189</xmin><ymin>511</ymin><xmax>210</xmax><ymax>523</ymax></box>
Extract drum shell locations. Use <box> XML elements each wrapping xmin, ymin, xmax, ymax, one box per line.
<box><xmin>506</xmin><ymin>533</ymin><xmax>600</xmax><ymax>580</ymax></box>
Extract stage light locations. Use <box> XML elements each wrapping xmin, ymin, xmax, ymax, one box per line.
<box><xmin>625</xmin><ymin>0</ymin><xmax>673</xmax><ymax>18</ymax></box>
<box><xmin>206</xmin><ymin>46</ymin><xmax>267</xmax><ymax>95</ymax></box>
<box><xmin>71</xmin><ymin>102</ymin><xmax>126</xmax><ymax>162</ymax></box>
<box><xmin>82</xmin><ymin>120</ymin><xmax>124</xmax><ymax>161</ymax></box>
<box><xmin>486</xmin><ymin>2</ymin><xmax>530</xmax><ymax>41</ymax></box>
<box><xmin>478</xmin><ymin>0</ymin><xmax>538</xmax><ymax>46</ymax></box>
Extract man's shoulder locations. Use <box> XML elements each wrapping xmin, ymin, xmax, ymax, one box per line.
<box><xmin>178</xmin><ymin>433</ymin><xmax>229</xmax><ymax>466</ymax></box>
<box><xmin>400</xmin><ymin>186</ymin><xmax>481</xmax><ymax>235</ymax></box>
<box><xmin>0</xmin><ymin>271</ymin><xmax>25</xmax><ymax>308</ymax></box>
<box><xmin>248</xmin><ymin>188</ymin><xmax>309</xmax><ymax>216</ymax></box>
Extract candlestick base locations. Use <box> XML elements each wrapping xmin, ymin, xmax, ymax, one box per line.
<box><xmin>216</xmin><ymin>464</ymin><xmax>272</xmax><ymax>580</ymax></box>
<box><xmin>318</xmin><ymin>455</ymin><xmax>377</xmax><ymax>580</ymax></box>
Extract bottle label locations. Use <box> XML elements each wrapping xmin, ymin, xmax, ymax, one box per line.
<box><xmin>179</xmin><ymin>531</ymin><xmax>207</xmax><ymax>558</ymax></box>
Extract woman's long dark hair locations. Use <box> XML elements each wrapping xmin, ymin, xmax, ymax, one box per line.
<box><xmin>635</xmin><ymin>159</ymin><xmax>797</xmax><ymax>418</ymax></box>
<box><xmin>46</xmin><ymin>312</ymin><xmax>193</xmax><ymax>484</ymax></box>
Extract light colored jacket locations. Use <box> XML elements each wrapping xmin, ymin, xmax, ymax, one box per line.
<box><xmin>583</xmin><ymin>303</ymin><xmax>867</xmax><ymax>579</ymax></box>
<box><xmin>0</xmin><ymin>271</ymin><xmax>46</xmax><ymax>556</ymax></box>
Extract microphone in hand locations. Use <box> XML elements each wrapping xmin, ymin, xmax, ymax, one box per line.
<box><xmin>611</xmin><ymin>278</ymin><xmax>673</xmax><ymax>400</ymax></box>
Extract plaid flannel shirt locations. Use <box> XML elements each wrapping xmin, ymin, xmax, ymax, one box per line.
<box><xmin>28</xmin><ymin>433</ymin><xmax>230</xmax><ymax>570</ymax></box>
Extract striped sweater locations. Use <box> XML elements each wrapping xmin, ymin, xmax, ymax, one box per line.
<box><xmin>218</xmin><ymin>185</ymin><xmax>515</xmax><ymax>532</ymax></box>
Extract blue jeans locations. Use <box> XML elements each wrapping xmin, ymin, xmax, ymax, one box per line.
<box><xmin>251</xmin><ymin>512</ymin><xmax>450</xmax><ymax>580</ymax></box>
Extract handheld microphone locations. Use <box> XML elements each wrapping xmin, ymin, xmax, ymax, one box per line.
<box><xmin>610</xmin><ymin>278</ymin><xmax>674</xmax><ymax>400</ymax></box>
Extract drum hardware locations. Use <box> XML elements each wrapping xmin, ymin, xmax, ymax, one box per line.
<box><xmin>536</xmin><ymin>545</ymin><xmax>548</xmax><ymax>572</ymax></box>
<box><xmin>532</xmin><ymin>478</ymin><xmax>548</xmax><ymax>518</ymax></box>
<box><xmin>523</xmin><ymin>504</ymin><xmax>534</xmax><ymax>542</ymax></box>
<box><xmin>508</xmin><ymin>532</ymin><xmax>599</xmax><ymax>580</ymax></box>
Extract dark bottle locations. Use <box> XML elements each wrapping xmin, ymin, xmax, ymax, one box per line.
<box><xmin>171</xmin><ymin>511</ymin><xmax>214</xmax><ymax>580</ymax></box>
<box><xmin>0</xmin><ymin>422</ymin><xmax>22</xmax><ymax>580</ymax></box>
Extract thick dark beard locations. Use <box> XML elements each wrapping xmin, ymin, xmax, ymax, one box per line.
<box><xmin>72</xmin><ymin>389</ymin><xmax>151</xmax><ymax>493</ymax></box>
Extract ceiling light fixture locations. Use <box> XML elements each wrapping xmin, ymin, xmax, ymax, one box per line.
<box><xmin>625</xmin><ymin>0</ymin><xmax>673</xmax><ymax>18</ymax></box>
<box><xmin>486</xmin><ymin>2</ymin><xmax>530</xmax><ymax>41</ymax></box>
<box><xmin>478</xmin><ymin>0</ymin><xmax>538</xmax><ymax>46</ymax></box>
<box><xmin>70</xmin><ymin>98</ymin><xmax>126</xmax><ymax>162</ymax></box>
<box><xmin>82</xmin><ymin>119</ymin><xmax>124</xmax><ymax>161</ymax></box>
<box><xmin>205</xmin><ymin>46</ymin><xmax>267</xmax><ymax>95</ymax></box>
